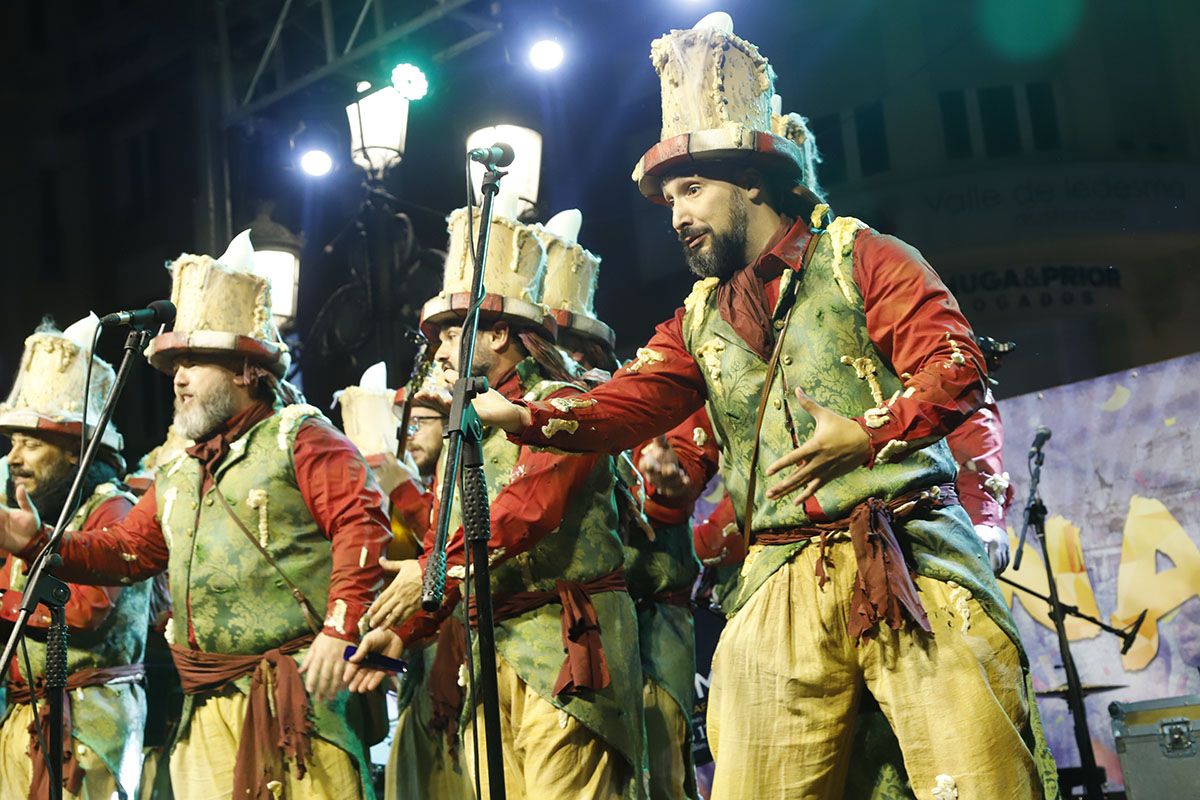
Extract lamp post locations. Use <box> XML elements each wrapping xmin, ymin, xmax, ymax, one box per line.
<box><xmin>310</xmin><ymin>81</ymin><xmax>426</xmax><ymax>393</ymax></box>
<box><xmin>248</xmin><ymin>201</ymin><xmax>304</xmax><ymax>331</ymax></box>
<box><xmin>346</xmin><ymin>84</ymin><xmax>409</xmax><ymax>181</ymax></box>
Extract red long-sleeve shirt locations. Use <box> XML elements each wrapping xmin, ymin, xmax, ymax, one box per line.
<box><xmin>17</xmin><ymin>417</ymin><xmax>391</xmax><ymax>644</ymax></box>
<box><xmin>419</xmin><ymin>367</ymin><xmax>602</xmax><ymax>572</ymax></box>
<box><xmin>2</xmin><ymin>494</ymin><xmax>133</xmax><ymax>631</ymax></box>
<box><xmin>946</xmin><ymin>399</ymin><xmax>1013</xmax><ymax>528</ymax></box>
<box><xmin>513</xmin><ymin>223</ymin><xmax>988</xmax><ymax>470</ymax></box>
<box><xmin>397</xmin><ymin>366</ymin><xmax>606</xmax><ymax>644</ymax></box>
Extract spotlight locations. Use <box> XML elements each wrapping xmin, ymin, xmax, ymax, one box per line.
<box><xmin>299</xmin><ymin>149</ymin><xmax>333</xmax><ymax>177</ymax></box>
<box><xmin>528</xmin><ymin>39</ymin><xmax>564</xmax><ymax>71</ymax></box>
<box><xmin>391</xmin><ymin>63</ymin><xmax>429</xmax><ymax>100</ymax></box>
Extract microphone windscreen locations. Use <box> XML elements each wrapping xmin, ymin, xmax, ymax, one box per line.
<box><xmin>149</xmin><ymin>299</ymin><xmax>177</xmax><ymax>327</ymax></box>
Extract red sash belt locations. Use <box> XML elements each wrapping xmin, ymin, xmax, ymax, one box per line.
<box><xmin>467</xmin><ymin>568</ymin><xmax>627</xmax><ymax>697</ymax></box>
<box><xmin>756</xmin><ymin>484</ymin><xmax>958</xmax><ymax>640</ymax></box>
<box><xmin>169</xmin><ymin>634</ymin><xmax>315</xmax><ymax>800</ymax></box>
<box><xmin>8</xmin><ymin>663</ymin><xmax>144</xmax><ymax>800</ymax></box>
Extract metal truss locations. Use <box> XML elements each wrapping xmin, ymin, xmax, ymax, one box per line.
<box><xmin>214</xmin><ymin>0</ymin><xmax>502</xmax><ymax>126</ymax></box>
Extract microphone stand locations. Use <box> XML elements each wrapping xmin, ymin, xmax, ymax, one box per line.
<box><xmin>1012</xmin><ymin>437</ymin><xmax>1106</xmax><ymax>800</ymax></box>
<box><xmin>0</xmin><ymin>326</ymin><xmax>153</xmax><ymax>800</ymax></box>
<box><xmin>419</xmin><ymin>163</ymin><xmax>507</xmax><ymax>800</ymax></box>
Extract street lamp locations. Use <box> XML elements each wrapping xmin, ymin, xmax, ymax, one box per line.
<box><xmin>346</xmin><ymin>85</ymin><xmax>410</xmax><ymax>181</ymax></box>
<box><xmin>466</xmin><ymin>124</ymin><xmax>543</xmax><ymax>218</ymax></box>
<box><xmin>248</xmin><ymin>202</ymin><xmax>304</xmax><ymax>330</ymax></box>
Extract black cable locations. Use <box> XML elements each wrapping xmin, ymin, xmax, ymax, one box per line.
<box><xmin>461</xmin><ymin>152</ymin><xmax>483</xmax><ymax>800</ymax></box>
<box><xmin>20</xmin><ymin>635</ymin><xmax>53</xmax><ymax>778</ymax></box>
<box><xmin>78</xmin><ymin>322</ymin><xmax>102</xmax><ymax>468</ymax></box>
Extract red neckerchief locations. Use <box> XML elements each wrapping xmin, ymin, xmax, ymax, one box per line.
<box><xmin>715</xmin><ymin>216</ymin><xmax>812</xmax><ymax>361</ymax></box>
<box><xmin>185</xmin><ymin>400</ymin><xmax>275</xmax><ymax>483</ymax></box>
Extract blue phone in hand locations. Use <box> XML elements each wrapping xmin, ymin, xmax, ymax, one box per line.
<box><xmin>343</xmin><ymin>645</ymin><xmax>407</xmax><ymax>674</ymax></box>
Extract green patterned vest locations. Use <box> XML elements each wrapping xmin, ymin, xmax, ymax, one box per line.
<box><xmin>5</xmin><ymin>481</ymin><xmax>149</xmax><ymax>792</ymax></box>
<box><xmin>442</xmin><ymin>358</ymin><xmax>645</xmax><ymax>797</ymax></box>
<box><xmin>682</xmin><ymin>220</ymin><xmax>1060</xmax><ymax>797</ymax></box>
<box><xmin>154</xmin><ymin>406</ymin><xmax>375</xmax><ymax>797</ymax></box>
<box><xmin>678</xmin><ymin>221</ymin><xmax>1007</xmax><ymax>630</ymax></box>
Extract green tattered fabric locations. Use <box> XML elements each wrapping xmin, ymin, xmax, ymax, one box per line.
<box><xmin>3</xmin><ymin>480</ymin><xmax>150</xmax><ymax>794</ymax></box>
<box><xmin>625</xmin><ymin>518</ymin><xmax>699</xmax><ymax>798</ymax></box>
<box><xmin>442</xmin><ymin>358</ymin><xmax>646</xmax><ymax>799</ymax></box>
<box><xmin>153</xmin><ymin>406</ymin><xmax>376</xmax><ymax>798</ymax></box>
<box><xmin>679</xmin><ymin>220</ymin><xmax>1059</xmax><ymax>799</ymax></box>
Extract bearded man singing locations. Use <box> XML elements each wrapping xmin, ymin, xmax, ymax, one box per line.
<box><xmin>0</xmin><ymin>315</ymin><xmax>147</xmax><ymax>800</ymax></box>
<box><xmin>0</xmin><ymin>238</ymin><xmax>392</xmax><ymax>800</ymax></box>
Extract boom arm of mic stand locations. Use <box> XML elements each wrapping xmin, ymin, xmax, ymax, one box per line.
<box><xmin>1012</xmin><ymin>450</ymin><xmax>1044</xmax><ymax>571</ymax></box>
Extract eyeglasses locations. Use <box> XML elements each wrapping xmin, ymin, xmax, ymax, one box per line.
<box><xmin>406</xmin><ymin>416</ymin><xmax>447</xmax><ymax>437</ymax></box>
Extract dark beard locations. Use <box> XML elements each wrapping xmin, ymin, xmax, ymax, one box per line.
<box><xmin>681</xmin><ymin>193</ymin><xmax>749</xmax><ymax>280</ymax></box>
<box><xmin>7</xmin><ymin>458</ymin><xmax>119</xmax><ymax>524</ymax></box>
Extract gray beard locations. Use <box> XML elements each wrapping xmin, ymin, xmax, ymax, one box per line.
<box><xmin>173</xmin><ymin>381</ymin><xmax>237</xmax><ymax>440</ymax></box>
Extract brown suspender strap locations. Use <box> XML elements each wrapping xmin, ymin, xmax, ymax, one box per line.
<box><xmin>212</xmin><ymin>485</ymin><xmax>324</xmax><ymax>634</ymax></box>
<box><xmin>740</xmin><ymin>228</ymin><xmax>825</xmax><ymax>548</ymax></box>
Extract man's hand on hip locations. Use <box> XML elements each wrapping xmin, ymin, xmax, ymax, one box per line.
<box><xmin>766</xmin><ymin>390</ymin><xmax>872</xmax><ymax>505</ymax></box>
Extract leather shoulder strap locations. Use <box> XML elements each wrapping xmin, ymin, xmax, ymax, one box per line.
<box><xmin>740</xmin><ymin>229</ymin><xmax>825</xmax><ymax>546</ymax></box>
<box><xmin>212</xmin><ymin>484</ymin><xmax>323</xmax><ymax>634</ymax></box>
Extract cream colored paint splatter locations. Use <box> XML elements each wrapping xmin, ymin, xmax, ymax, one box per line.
<box><xmin>825</xmin><ymin>215</ymin><xmax>868</xmax><ymax>306</ymax></box>
<box><xmin>161</xmin><ymin>487</ymin><xmax>178</xmax><ymax>548</ymax></box>
<box><xmin>549</xmin><ymin>396</ymin><xmax>597</xmax><ymax>413</ymax></box>
<box><xmin>324</xmin><ymin>599</ymin><xmax>348</xmax><ymax>635</ymax></box>
<box><xmin>542</xmin><ymin>418</ymin><xmax>580</xmax><ymax>438</ymax></box>
<box><xmin>947</xmin><ymin>581</ymin><xmax>972</xmax><ymax>634</ymax></box>
<box><xmin>626</xmin><ymin>347</ymin><xmax>666</xmax><ymax>374</ymax></box>
<box><xmin>247</xmin><ymin>489</ymin><xmax>269</xmax><ymax>548</ymax></box>
<box><xmin>696</xmin><ymin>339</ymin><xmax>726</xmax><ymax>394</ymax></box>
<box><xmin>931</xmin><ymin>774</ymin><xmax>958</xmax><ymax>799</ymax></box>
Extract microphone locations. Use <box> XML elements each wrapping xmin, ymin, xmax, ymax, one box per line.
<box><xmin>468</xmin><ymin>142</ymin><xmax>515</xmax><ymax>169</ymax></box>
<box><xmin>1028</xmin><ymin>425</ymin><xmax>1052</xmax><ymax>456</ymax></box>
<box><xmin>1120</xmin><ymin>608</ymin><xmax>1148</xmax><ymax>655</ymax></box>
<box><xmin>100</xmin><ymin>300</ymin><xmax>177</xmax><ymax>330</ymax></box>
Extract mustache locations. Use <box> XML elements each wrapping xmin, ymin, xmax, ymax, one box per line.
<box><xmin>678</xmin><ymin>225</ymin><xmax>709</xmax><ymax>244</ymax></box>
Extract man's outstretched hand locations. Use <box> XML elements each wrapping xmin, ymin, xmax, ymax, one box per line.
<box><xmin>0</xmin><ymin>486</ymin><xmax>42</xmax><ymax>555</ymax></box>
<box><xmin>766</xmin><ymin>390</ymin><xmax>872</xmax><ymax>505</ymax></box>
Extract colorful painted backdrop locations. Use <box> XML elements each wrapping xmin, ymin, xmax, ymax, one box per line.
<box><xmin>997</xmin><ymin>352</ymin><xmax>1200</xmax><ymax>788</ymax></box>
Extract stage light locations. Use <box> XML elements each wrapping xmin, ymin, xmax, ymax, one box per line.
<box><xmin>391</xmin><ymin>63</ymin><xmax>429</xmax><ymax>100</ymax></box>
<box><xmin>528</xmin><ymin>39</ymin><xmax>564</xmax><ymax>71</ymax></box>
<box><xmin>299</xmin><ymin>149</ymin><xmax>333</xmax><ymax>177</ymax></box>
<box><xmin>356</xmin><ymin>80</ymin><xmax>373</xmax><ymax>93</ymax></box>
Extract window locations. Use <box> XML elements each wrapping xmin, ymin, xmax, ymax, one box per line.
<box><xmin>854</xmin><ymin>101</ymin><xmax>890</xmax><ymax>176</ymax></box>
<box><xmin>978</xmin><ymin>86</ymin><xmax>1021</xmax><ymax>157</ymax></box>
<box><xmin>808</xmin><ymin>113</ymin><xmax>847</xmax><ymax>185</ymax></box>
<box><xmin>939</xmin><ymin>90</ymin><xmax>972</xmax><ymax>159</ymax></box>
<box><xmin>1026</xmin><ymin>82</ymin><xmax>1061</xmax><ymax>151</ymax></box>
